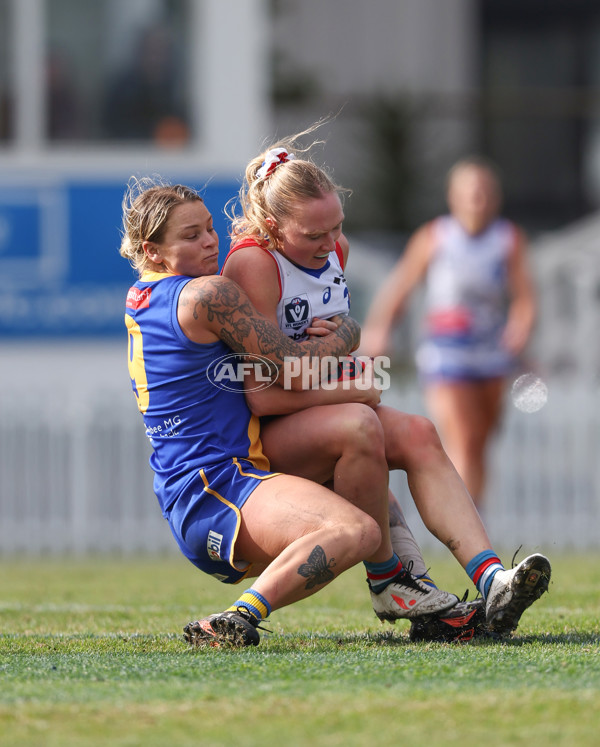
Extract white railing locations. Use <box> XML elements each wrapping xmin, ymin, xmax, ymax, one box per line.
<box><xmin>0</xmin><ymin>388</ymin><xmax>171</xmax><ymax>555</ymax></box>
<box><xmin>385</xmin><ymin>381</ymin><xmax>600</xmax><ymax>553</ymax></box>
<box><xmin>0</xmin><ymin>375</ymin><xmax>598</xmax><ymax>555</ymax></box>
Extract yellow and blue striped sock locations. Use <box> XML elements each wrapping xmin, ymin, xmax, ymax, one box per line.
<box><xmin>227</xmin><ymin>588</ymin><xmax>271</xmax><ymax>623</ymax></box>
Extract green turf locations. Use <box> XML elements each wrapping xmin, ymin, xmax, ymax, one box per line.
<box><xmin>1</xmin><ymin>552</ymin><xmax>599</xmax><ymax>746</ymax></box>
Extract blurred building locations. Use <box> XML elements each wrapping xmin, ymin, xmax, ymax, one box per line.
<box><xmin>2</xmin><ymin>0</ymin><xmax>600</xmax><ymax>338</ymax></box>
<box><xmin>0</xmin><ymin>0</ymin><xmax>270</xmax><ymax>338</ymax></box>
<box><xmin>271</xmin><ymin>0</ymin><xmax>600</xmax><ymax>234</ymax></box>
<box><xmin>270</xmin><ymin>0</ymin><xmax>600</xmax><ymax>384</ymax></box>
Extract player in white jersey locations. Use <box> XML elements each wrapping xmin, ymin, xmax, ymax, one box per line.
<box><xmin>222</xmin><ymin>131</ymin><xmax>551</xmax><ymax>639</ymax></box>
<box><xmin>362</xmin><ymin>157</ymin><xmax>536</xmax><ymax>508</ymax></box>
<box><xmin>225</xmin><ymin>235</ymin><xmax>350</xmax><ymax>343</ymax></box>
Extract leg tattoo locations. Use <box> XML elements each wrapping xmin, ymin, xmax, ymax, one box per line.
<box><xmin>297</xmin><ymin>545</ymin><xmax>336</xmax><ymax>589</ymax></box>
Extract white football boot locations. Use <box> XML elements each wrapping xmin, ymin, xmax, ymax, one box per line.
<box><xmin>369</xmin><ymin>567</ymin><xmax>458</xmax><ymax>621</ymax></box>
<box><xmin>485</xmin><ymin>553</ymin><xmax>551</xmax><ymax>635</ymax></box>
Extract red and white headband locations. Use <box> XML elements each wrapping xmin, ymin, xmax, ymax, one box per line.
<box><xmin>256</xmin><ymin>147</ymin><xmax>296</xmax><ymax>180</ymax></box>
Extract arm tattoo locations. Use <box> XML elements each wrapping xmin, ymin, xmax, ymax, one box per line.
<box><xmin>297</xmin><ymin>545</ymin><xmax>336</xmax><ymax>590</ymax></box>
<box><xmin>185</xmin><ymin>276</ymin><xmax>360</xmax><ymax>367</ymax></box>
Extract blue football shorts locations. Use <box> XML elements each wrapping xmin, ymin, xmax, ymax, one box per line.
<box><xmin>167</xmin><ymin>458</ymin><xmax>279</xmax><ymax>584</ymax></box>
<box><xmin>416</xmin><ymin>338</ymin><xmax>516</xmax><ymax>382</ymax></box>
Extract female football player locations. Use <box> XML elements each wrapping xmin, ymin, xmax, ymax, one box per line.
<box><xmin>220</xmin><ymin>129</ymin><xmax>550</xmax><ymax>637</ymax></box>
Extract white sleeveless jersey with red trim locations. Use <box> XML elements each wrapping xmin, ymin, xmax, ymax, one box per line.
<box><xmin>423</xmin><ymin>215</ymin><xmax>514</xmax><ymax>342</ymax></box>
<box><xmin>270</xmin><ymin>245</ymin><xmax>349</xmax><ymax>341</ymax></box>
<box><xmin>222</xmin><ymin>239</ymin><xmax>350</xmax><ymax>342</ymax></box>
<box><xmin>417</xmin><ymin>215</ymin><xmax>516</xmax><ymax>380</ymax></box>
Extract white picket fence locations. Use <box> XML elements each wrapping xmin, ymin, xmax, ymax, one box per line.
<box><xmin>0</xmin><ymin>371</ymin><xmax>598</xmax><ymax>555</ymax></box>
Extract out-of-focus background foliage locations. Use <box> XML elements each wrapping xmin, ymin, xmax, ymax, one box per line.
<box><xmin>1</xmin><ymin>0</ymin><xmax>598</xmax><ymax>555</ymax></box>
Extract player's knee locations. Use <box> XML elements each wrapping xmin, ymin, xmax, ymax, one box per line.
<box><xmin>339</xmin><ymin>512</ymin><xmax>382</xmax><ymax>561</ymax></box>
<box><xmin>322</xmin><ymin>503</ymin><xmax>381</xmax><ymax>563</ymax></box>
<box><xmin>402</xmin><ymin>414</ymin><xmax>445</xmax><ymax>466</ymax></box>
<box><xmin>339</xmin><ymin>404</ymin><xmax>385</xmax><ymax>456</ymax></box>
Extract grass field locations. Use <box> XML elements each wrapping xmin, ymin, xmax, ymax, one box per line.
<box><xmin>1</xmin><ymin>551</ymin><xmax>599</xmax><ymax>746</ymax></box>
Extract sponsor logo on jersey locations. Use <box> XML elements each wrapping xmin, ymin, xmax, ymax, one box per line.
<box><xmin>207</xmin><ymin>530</ymin><xmax>224</xmax><ymax>561</ymax></box>
<box><xmin>283</xmin><ymin>294</ymin><xmax>310</xmax><ymax>330</ymax></box>
<box><xmin>126</xmin><ymin>286</ymin><xmax>152</xmax><ymax>309</ymax></box>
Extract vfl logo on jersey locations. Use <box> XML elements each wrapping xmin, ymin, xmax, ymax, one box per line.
<box><xmin>126</xmin><ymin>286</ymin><xmax>151</xmax><ymax>310</ymax></box>
<box><xmin>283</xmin><ymin>294</ymin><xmax>310</xmax><ymax>330</ymax></box>
<box><xmin>207</xmin><ymin>530</ymin><xmax>223</xmax><ymax>561</ymax></box>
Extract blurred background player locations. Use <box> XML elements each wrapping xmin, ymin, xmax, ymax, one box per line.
<box><xmin>361</xmin><ymin>157</ymin><xmax>536</xmax><ymax>509</ymax></box>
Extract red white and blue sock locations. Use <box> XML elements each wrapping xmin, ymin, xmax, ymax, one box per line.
<box><xmin>466</xmin><ymin>550</ymin><xmax>504</xmax><ymax>600</ymax></box>
<box><xmin>365</xmin><ymin>554</ymin><xmax>403</xmax><ymax>593</ymax></box>
<box><xmin>227</xmin><ymin>589</ymin><xmax>271</xmax><ymax>623</ymax></box>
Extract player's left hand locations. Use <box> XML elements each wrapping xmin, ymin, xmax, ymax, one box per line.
<box><xmin>305</xmin><ymin>316</ymin><xmax>341</xmax><ymax>338</ymax></box>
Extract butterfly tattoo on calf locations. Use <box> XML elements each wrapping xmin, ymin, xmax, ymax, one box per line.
<box><xmin>297</xmin><ymin>545</ymin><xmax>336</xmax><ymax>589</ymax></box>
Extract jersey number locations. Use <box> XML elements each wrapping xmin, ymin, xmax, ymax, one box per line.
<box><xmin>125</xmin><ymin>315</ymin><xmax>149</xmax><ymax>414</ymax></box>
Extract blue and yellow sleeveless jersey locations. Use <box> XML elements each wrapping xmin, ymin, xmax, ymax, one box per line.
<box><xmin>124</xmin><ymin>271</ymin><xmax>269</xmax><ymax>516</ymax></box>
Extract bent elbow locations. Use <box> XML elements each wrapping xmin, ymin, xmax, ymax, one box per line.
<box><xmin>244</xmin><ymin>391</ymin><xmax>268</xmax><ymax>417</ymax></box>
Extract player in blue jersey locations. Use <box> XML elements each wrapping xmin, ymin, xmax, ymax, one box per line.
<box><xmin>221</xmin><ymin>129</ymin><xmax>551</xmax><ymax>640</ymax></box>
<box><xmin>362</xmin><ymin>157</ymin><xmax>536</xmax><ymax>508</ymax></box>
<box><xmin>120</xmin><ymin>176</ymin><xmax>462</xmax><ymax>648</ymax></box>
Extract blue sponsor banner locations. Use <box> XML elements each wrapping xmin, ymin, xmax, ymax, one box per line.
<box><xmin>0</xmin><ymin>178</ymin><xmax>238</xmax><ymax>338</ymax></box>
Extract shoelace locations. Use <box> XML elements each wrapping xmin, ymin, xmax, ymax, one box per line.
<box><xmin>235</xmin><ymin>606</ymin><xmax>272</xmax><ymax>634</ymax></box>
<box><xmin>409</xmin><ymin>561</ymin><xmax>437</xmax><ymax>585</ymax></box>
<box><xmin>510</xmin><ymin>545</ymin><xmax>523</xmax><ymax>568</ymax></box>
<box><xmin>406</xmin><ymin>562</ymin><xmax>445</xmax><ymax>594</ymax></box>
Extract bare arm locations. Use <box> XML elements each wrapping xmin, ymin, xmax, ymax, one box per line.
<box><xmin>501</xmin><ymin>226</ymin><xmax>536</xmax><ymax>355</ymax></box>
<box><xmin>177</xmin><ymin>275</ymin><xmax>360</xmax><ymax>391</ymax></box>
<box><xmin>359</xmin><ymin>223</ymin><xmax>434</xmax><ymax>357</ymax></box>
<box><xmin>245</xmin><ymin>358</ymin><xmax>382</xmax><ymax>416</ymax></box>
